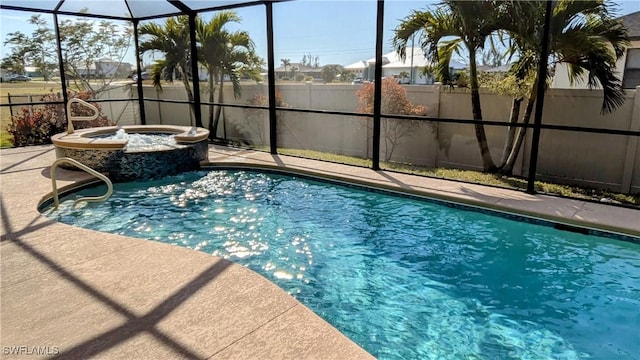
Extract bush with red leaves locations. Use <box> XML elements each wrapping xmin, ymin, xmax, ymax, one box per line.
<box><xmin>7</xmin><ymin>90</ymin><xmax>114</xmax><ymax>147</ymax></box>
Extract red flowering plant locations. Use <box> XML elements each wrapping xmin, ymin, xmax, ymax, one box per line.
<box><xmin>355</xmin><ymin>78</ymin><xmax>429</xmax><ymax>161</ymax></box>
<box><xmin>7</xmin><ymin>90</ymin><xmax>114</xmax><ymax>147</ymax></box>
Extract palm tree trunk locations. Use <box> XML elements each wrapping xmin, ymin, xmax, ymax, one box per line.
<box><xmin>501</xmin><ymin>81</ymin><xmax>539</xmax><ymax>175</ymax></box>
<box><xmin>179</xmin><ymin>67</ymin><xmax>198</xmax><ymax>127</ymax></box>
<box><xmin>468</xmin><ymin>50</ymin><xmax>497</xmax><ymax>172</ymax></box>
<box><xmin>499</xmin><ymin>97</ymin><xmax>523</xmax><ymax>168</ymax></box>
<box><xmin>214</xmin><ymin>73</ymin><xmax>225</xmax><ymax>138</ymax></box>
<box><xmin>207</xmin><ymin>72</ymin><xmax>216</xmax><ymax>138</ymax></box>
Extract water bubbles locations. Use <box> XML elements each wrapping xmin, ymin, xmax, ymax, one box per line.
<box><xmin>103</xmin><ymin>131</ymin><xmax>177</xmax><ymax>151</ymax></box>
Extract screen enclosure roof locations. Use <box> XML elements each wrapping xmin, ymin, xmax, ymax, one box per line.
<box><xmin>0</xmin><ymin>0</ymin><xmax>288</xmax><ymax>21</ymax></box>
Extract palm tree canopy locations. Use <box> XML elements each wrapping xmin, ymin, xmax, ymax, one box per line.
<box><xmin>138</xmin><ymin>16</ymin><xmax>192</xmax><ymax>89</ymax></box>
<box><xmin>196</xmin><ymin>11</ymin><xmax>262</xmax><ymax>98</ymax></box>
<box><xmin>393</xmin><ymin>0</ymin><xmax>501</xmax><ymax>83</ymax></box>
<box><xmin>500</xmin><ymin>0</ymin><xmax>629</xmax><ymax>113</ymax></box>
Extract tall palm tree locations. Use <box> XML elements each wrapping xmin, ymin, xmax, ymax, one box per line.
<box><xmin>498</xmin><ymin>0</ymin><xmax>629</xmax><ymax>174</ymax></box>
<box><xmin>393</xmin><ymin>0</ymin><xmax>502</xmax><ymax>172</ymax></box>
<box><xmin>138</xmin><ymin>17</ymin><xmax>201</xmax><ymax>127</ymax></box>
<box><xmin>281</xmin><ymin>58</ymin><xmax>290</xmax><ymax>78</ymax></box>
<box><xmin>197</xmin><ymin>12</ymin><xmax>262</xmax><ymax>139</ymax></box>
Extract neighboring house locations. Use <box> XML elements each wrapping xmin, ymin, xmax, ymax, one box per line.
<box><xmin>77</xmin><ymin>58</ymin><xmax>132</xmax><ymax>79</ymax></box>
<box><xmin>0</xmin><ymin>68</ymin><xmax>12</xmax><ymax>82</ymax></box>
<box><xmin>344</xmin><ymin>47</ymin><xmax>466</xmax><ymax>85</ymax></box>
<box><xmin>552</xmin><ymin>10</ymin><xmax>640</xmax><ymax>89</ymax></box>
<box><xmin>343</xmin><ymin>60</ymin><xmax>367</xmax><ymax>80</ymax></box>
<box><xmin>274</xmin><ymin>63</ymin><xmax>322</xmax><ymax>80</ymax></box>
<box><xmin>23</xmin><ymin>66</ymin><xmax>42</xmax><ymax>78</ymax></box>
<box><xmin>620</xmin><ymin>10</ymin><xmax>640</xmax><ymax>89</ymax></box>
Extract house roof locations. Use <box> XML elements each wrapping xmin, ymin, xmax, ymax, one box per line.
<box><xmin>344</xmin><ymin>60</ymin><xmax>367</xmax><ymax>70</ymax></box>
<box><xmin>619</xmin><ymin>10</ymin><xmax>640</xmax><ymax>40</ymax></box>
<box><xmin>381</xmin><ymin>47</ymin><xmax>427</xmax><ymax>68</ymax></box>
<box><xmin>274</xmin><ymin>63</ymin><xmax>321</xmax><ymax>73</ymax></box>
<box><xmin>345</xmin><ymin>47</ymin><xmax>467</xmax><ymax>71</ymax></box>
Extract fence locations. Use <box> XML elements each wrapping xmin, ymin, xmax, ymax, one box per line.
<box><xmin>138</xmin><ymin>83</ymin><xmax>640</xmax><ymax>194</ymax></box>
<box><xmin>3</xmin><ymin>82</ymin><xmax>637</xmax><ymax>194</ymax></box>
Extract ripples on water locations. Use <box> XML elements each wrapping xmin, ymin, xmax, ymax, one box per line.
<box><xmin>45</xmin><ymin>170</ymin><xmax>640</xmax><ymax>360</ymax></box>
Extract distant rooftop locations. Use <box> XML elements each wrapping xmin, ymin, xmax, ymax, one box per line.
<box><xmin>619</xmin><ymin>10</ymin><xmax>640</xmax><ymax>40</ymax></box>
<box><xmin>344</xmin><ymin>47</ymin><xmax>466</xmax><ymax>70</ymax></box>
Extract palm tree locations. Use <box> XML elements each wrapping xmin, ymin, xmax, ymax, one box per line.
<box><xmin>398</xmin><ymin>71</ymin><xmax>410</xmax><ymax>84</ymax></box>
<box><xmin>498</xmin><ymin>0</ymin><xmax>629</xmax><ymax>174</ymax></box>
<box><xmin>197</xmin><ymin>11</ymin><xmax>263</xmax><ymax>139</ymax></box>
<box><xmin>138</xmin><ymin>17</ymin><xmax>201</xmax><ymax>127</ymax></box>
<box><xmin>393</xmin><ymin>0</ymin><xmax>501</xmax><ymax>172</ymax></box>
<box><xmin>281</xmin><ymin>58</ymin><xmax>290</xmax><ymax>78</ymax></box>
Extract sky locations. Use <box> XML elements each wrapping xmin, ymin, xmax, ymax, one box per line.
<box><xmin>1</xmin><ymin>0</ymin><xmax>639</xmax><ymax>69</ymax></box>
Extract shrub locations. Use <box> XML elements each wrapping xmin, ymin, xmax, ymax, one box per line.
<box><xmin>247</xmin><ymin>90</ymin><xmax>288</xmax><ymax>108</ymax></box>
<box><xmin>355</xmin><ymin>77</ymin><xmax>427</xmax><ymax>115</ymax></box>
<box><xmin>7</xmin><ymin>90</ymin><xmax>114</xmax><ymax>147</ymax></box>
<box><xmin>355</xmin><ymin>78</ymin><xmax>429</xmax><ymax>161</ymax></box>
<box><xmin>238</xmin><ymin>91</ymin><xmax>289</xmax><ymax>145</ymax></box>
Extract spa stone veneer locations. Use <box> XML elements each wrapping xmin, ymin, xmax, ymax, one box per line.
<box><xmin>51</xmin><ymin>125</ymin><xmax>209</xmax><ymax>182</ymax></box>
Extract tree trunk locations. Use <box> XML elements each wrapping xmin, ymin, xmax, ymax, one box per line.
<box><xmin>179</xmin><ymin>67</ymin><xmax>199</xmax><ymax>127</ymax></box>
<box><xmin>214</xmin><ymin>74</ymin><xmax>225</xmax><ymax>138</ymax></box>
<box><xmin>207</xmin><ymin>73</ymin><xmax>216</xmax><ymax>138</ymax></box>
<box><xmin>468</xmin><ymin>51</ymin><xmax>497</xmax><ymax>172</ymax></box>
<box><xmin>501</xmin><ymin>82</ymin><xmax>539</xmax><ymax>175</ymax></box>
<box><xmin>498</xmin><ymin>97</ymin><xmax>523</xmax><ymax>168</ymax></box>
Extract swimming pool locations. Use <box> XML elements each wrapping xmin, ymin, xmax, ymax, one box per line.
<box><xmin>42</xmin><ymin>168</ymin><xmax>640</xmax><ymax>359</ymax></box>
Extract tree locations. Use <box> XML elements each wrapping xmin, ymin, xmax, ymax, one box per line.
<box><xmin>2</xmin><ymin>15</ymin><xmax>131</xmax><ymax>92</ymax></box>
<box><xmin>340</xmin><ymin>70</ymin><xmax>356</xmax><ymax>83</ymax></box>
<box><xmin>139</xmin><ymin>17</ymin><xmax>200</xmax><ymax>126</ymax></box>
<box><xmin>197</xmin><ymin>11</ymin><xmax>263</xmax><ymax>139</ymax></box>
<box><xmin>497</xmin><ymin>0</ymin><xmax>629</xmax><ymax>174</ymax></box>
<box><xmin>27</xmin><ymin>15</ymin><xmax>56</xmax><ymax>81</ymax></box>
<box><xmin>393</xmin><ymin>0</ymin><xmax>502</xmax><ymax>172</ymax></box>
<box><xmin>3</xmin><ymin>15</ymin><xmax>55</xmax><ymax>76</ymax></box>
<box><xmin>321</xmin><ymin>65</ymin><xmax>343</xmax><ymax>83</ymax></box>
<box><xmin>356</xmin><ymin>78</ymin><xmax>428</xmax><ymax>161</ymax></box>
<box><xmin>398</xmin><ymin>71</ymin><xmax>410</xmax><ymax>84</ymax></box>
<box><xmin>58</xmin><ymin>18</ymin><xmax>132</xmax><ymax>93</ymax></box>
<box><xmin>280</xmin><ymin>58</ymin><xmax>290</xmax><ymax>78</ymax></box>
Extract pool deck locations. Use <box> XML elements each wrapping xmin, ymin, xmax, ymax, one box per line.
<box><xmin>1</xmin><ymin>144</ymin><xmax>639</xmax><ymax>359</ymax></box>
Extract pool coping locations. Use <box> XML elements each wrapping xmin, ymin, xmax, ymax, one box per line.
<box><xmin>51</xmin><ymin>125</ymin><xmax>210</xmax><ymax>150</ymax></box>
<box><xmin>1</xmin><ymin>144</ymin><xmax>639</xmax><ymax>360</ymax></box>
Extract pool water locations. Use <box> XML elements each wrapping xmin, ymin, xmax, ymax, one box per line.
<box><xmin>98</xmin><ymin>131</ymin><xmax>177</xmax><ymax>151</ymax></box>
<box><xmin>43</xmin><ymin>169</ymin><xmax>640</xmax><ymax>359</ymax></box>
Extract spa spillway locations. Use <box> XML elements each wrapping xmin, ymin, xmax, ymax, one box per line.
<box><xmin>51</xmin><ymin>125</ymin><xmax>210</xmax><ymax>182</ymax></box>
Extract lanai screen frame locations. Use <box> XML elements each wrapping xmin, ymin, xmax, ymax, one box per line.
<box><xmin>4</xmin><ymin>0</ymin><xmax>635</xmax><ymax>195</ymax></box>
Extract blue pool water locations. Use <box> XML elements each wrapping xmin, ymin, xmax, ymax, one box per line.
<box><xmin>43</xmin><ymin>169</ymin><xmax>640</xmax><ymax>359</ymax></box>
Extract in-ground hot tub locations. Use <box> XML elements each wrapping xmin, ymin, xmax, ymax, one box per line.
<box><xmin>51</xmin><ymin>125</ymin><xmax>210</xmax><ymax>182</ymax></box>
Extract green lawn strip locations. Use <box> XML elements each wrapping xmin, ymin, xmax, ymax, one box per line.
<box><xmin>277</xmin><ymin>148</ymin><xmax>639</xmax><ymax>207</ymax></box>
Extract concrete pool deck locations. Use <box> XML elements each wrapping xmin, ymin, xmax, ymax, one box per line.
<box><xmin>1</xmin><ymin>144</ymin><xmax>639</xmax><ymax>359</ymax></box>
